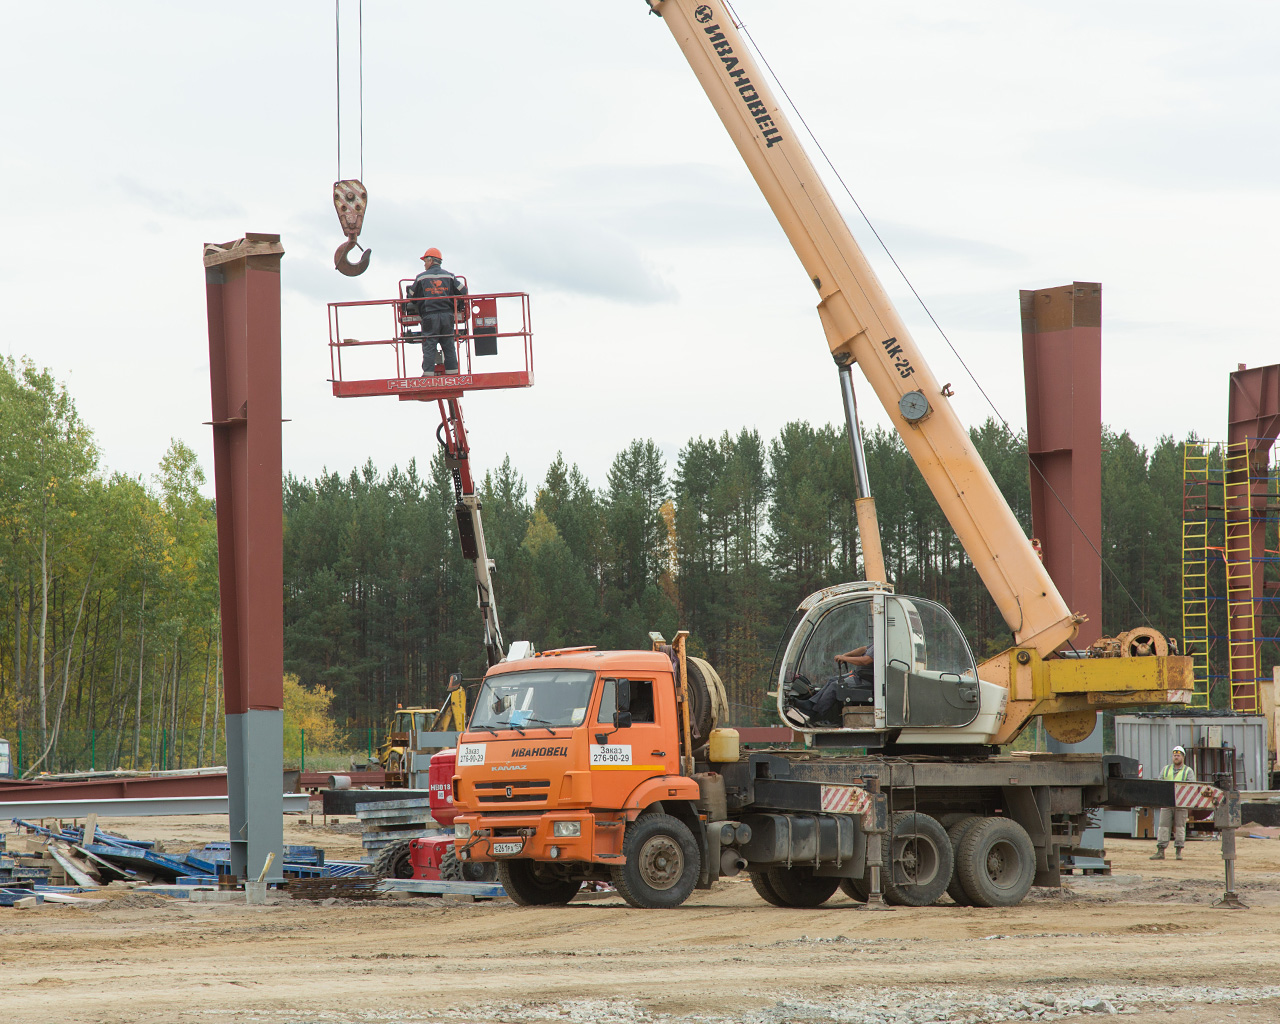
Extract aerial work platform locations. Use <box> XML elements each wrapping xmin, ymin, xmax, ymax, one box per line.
<box><xmin>327</xmin><ymin>285</ymin><xmax>532</xmax><ymax>400</ymax></box>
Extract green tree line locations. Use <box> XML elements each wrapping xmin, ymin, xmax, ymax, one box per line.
<box><xmin>3</xmin><ymin>356</ymin><xmax>1272</xmax><ymax>774</ymax></box>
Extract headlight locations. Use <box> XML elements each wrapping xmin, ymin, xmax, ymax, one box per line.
<box><xmin>552</xmin><ymin>820</ymin><xmax>581</xmax><ymax>838</ymax></box>
<box><xmin>455</xmin><ymin>822</ymin><xmax>471</xmax><ymax>838</ymax></box>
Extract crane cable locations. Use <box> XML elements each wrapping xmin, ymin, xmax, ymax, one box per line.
<box><xmin>332</xmin><ymin>0</ymin><xmax>371</xmax><ymax>275</ymax></box>
<box><xmin>335</xmin><ymin>0</ymin><xmax>364</xmax><ymax>181</ymax></box>
<box><xmin>727</xmin><ymin>2</ymin><xmax>1156</xmax><ymax>633</ymax></box>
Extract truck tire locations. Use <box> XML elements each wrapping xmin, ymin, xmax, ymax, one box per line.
<box><xmin>497</xmin><ymin>860</ymin><xmax>581</xmax><ymax>906</ymax></box>
<box><xmin>955</xmin><ymin>817</ymin><xmax>1036</xmax><ymax>908</ymax></box>
<box><xmin>945</xmin><ymin>816</ymin><xmax>982</xmax><ymax>906</ymax></box>
<box><xmin>372</xmin><ymin>839</ymin><xmax>415</xmax><ymax>880</ymax></box>
<box><xmin>749</xmin><ymin>871</ymin><xmax>788</xmax><ymax>907</ymax></box>
<box><xmin>883</xmin><ymin>811</ymin><xmax>952</xmax><ymax>907</ymax></box>
<box><xmin>441</xmin><ymin>845</ymin><xmax>498</xmax><ymax>883</ymax></box>
<box><xmin>765</xmin><ymin>866</ymin><xmax>840</xmax><ymax>908</ymax></box>
<box><xmin>839</xmin><ymin>874</ymin><xmax>869</xmax><ymax>903</ymax></box>
<box><xmin>611</xmin><ymin>813</ymin><xmax>700</xmax><ymax>909</ymax></box>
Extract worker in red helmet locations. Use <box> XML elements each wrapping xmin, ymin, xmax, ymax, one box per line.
<box><xmin>408</xmin><ymin>247</ymin><xmax>467</xmax><ymax>375</ymax></box>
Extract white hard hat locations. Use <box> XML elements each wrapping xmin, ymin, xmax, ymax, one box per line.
<box><xmin>1172</xmin><ymin>745</ymin><xmax>1186</xmax><ymax>754</ymax></box>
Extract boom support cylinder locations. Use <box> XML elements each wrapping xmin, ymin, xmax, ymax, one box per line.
<box><xmin>838</xmin><ymin>363</ymin><xmax>887</xmax><ymax>585</ymax></box>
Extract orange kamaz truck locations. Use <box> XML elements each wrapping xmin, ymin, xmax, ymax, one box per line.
<box><xmin>450</xmin><ymin>629</ymin><xmax>1207</xmax><ymax>910</ymax></box>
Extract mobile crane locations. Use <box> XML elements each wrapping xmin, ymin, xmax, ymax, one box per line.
<box><xmin>445</xmin><ymin>0</ymin><xmax>1204</xmax><ymax>910</ymax></box>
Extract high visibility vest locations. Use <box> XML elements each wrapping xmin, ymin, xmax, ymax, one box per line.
<box><xmin>1159</xmin><ymin>763</ymin><xmax>1194</xmax><ymax>782</ymax></box>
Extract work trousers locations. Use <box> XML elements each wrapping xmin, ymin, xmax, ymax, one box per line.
<box><xmin>1156</xmin><ymin>806</ymin><xmax>1188</xmax><ymax>849</ymax></box>
<box><xmin>419</xmin><ymin>311</ymin><xmax>459</xmax><ymax>374</ymax></box>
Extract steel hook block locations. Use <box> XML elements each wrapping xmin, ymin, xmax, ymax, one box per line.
<box><xmin>334</xmin><ymin>237</ymin><xmax>371</xmax><ymax>276</ymax></box>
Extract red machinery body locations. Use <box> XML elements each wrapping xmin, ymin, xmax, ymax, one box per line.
<box><xmin>409</xmin><ymin>748</ymin><xmax>459</xmax><ymax>880</ymax></box>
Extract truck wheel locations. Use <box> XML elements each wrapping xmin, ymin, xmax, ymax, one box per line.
<box><xmin>883</xmin><ymin>811</ymin><xmax>952</xmax><ymax>907</ymax></box>
<box><xmin>372</xmin><ymin>839</ymin><xmax>415</xmax><ymax>880</ymax></box>
<box><xmin>611</xmin><ymin>813</ymin><xmax>700</xmax><ymax>909</ymax></box>
<box><xmin>955</xmin><ymin>817</ymin><xmax>1036</xmax><ymax>908</ymax></box>
<box><xmin>945</xmin><ymin>816</ymin><xmax>982</xmax><ymax>906</ymax></box>
<box><xmin>766</xmin><ymin>866</ymin><xmax>840</xmax><ymax>907</ymax></box>
<box><xmin>749</xmin><ymin>871</ymin><xmax>788</xmax><ymax>907</ymax></box>
<box><xmin>497</xmin><ymin>860</ymin><xmax>581</xmax><ymax>906</ymax></box>
<box><xmin>839</xmin><ymin>875</ymin><xmax>869</xmax><ymax>903</ymax></box>
<box><xmin>441</xmin><ymin>845</ymin><xmax>498</xmax><ymax>883</ymax></box>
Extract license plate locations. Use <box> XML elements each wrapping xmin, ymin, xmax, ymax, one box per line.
<box><xmin>491</xmin><ymin>841</ymin><xmax>524</xmax><ymax>856</ymax></box>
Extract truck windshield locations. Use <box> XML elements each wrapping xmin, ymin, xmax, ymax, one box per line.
<box><xmin>469</xmin><ymin>669</ymin><xmax>596</xmax><ymax>731</ymax></box>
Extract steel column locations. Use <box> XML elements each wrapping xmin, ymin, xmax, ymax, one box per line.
<box><xmin>1226</xmin><ymin>363</ymin><xmax>1280</xmax><ymax>713</ymax></box>
<box><xmin>1020</xmin><ymin>283</ymin><xmax>1103</xmax><ymax>647</ymax></box>
<box><xmin>203</xmin><ymin>233</ymin><xmax>286</xmax><ymax>883</ymax></box>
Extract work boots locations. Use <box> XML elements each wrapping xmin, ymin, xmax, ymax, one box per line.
<box><xmin>1175</xmin><ymin>848</ymin><xmax>1183</xmax><ymax>860</ymax></box>
<box><xmin>1149</xmin><ymin>846</ymin><xmax>1166</xmax><ymax>860</ymax></box>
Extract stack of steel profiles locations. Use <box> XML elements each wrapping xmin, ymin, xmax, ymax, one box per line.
<box><xmin>191</xmin><ymin>841</ymin><xmax>330</xmax><ymax>879</ymax></box>
<box><xmin>285</xmin><ymin>874</ymin><xmax>381</xmax><ymax>901</ymax></box>
<box><xmin>355</xmin><ymin>797</ymin><xmax>437</xmax><ymax>855</ymax></box>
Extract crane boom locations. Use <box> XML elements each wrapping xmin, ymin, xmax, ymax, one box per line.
<box><xmin>651</xmin><ymin>0</ymin><xmax>1077</xmax><ymax>655</ymax></box>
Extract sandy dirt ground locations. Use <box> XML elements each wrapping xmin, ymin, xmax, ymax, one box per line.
<box><xmin>1</xmin><ymin>814</ymin><xmax>1278</xmax><ymax>1024</ymax></box>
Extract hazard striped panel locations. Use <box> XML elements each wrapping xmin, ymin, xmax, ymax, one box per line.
<box><xmin>1174</xmin><ymin>782</ymin><xmax>1223</xmax><ymax>810</ymax></box>
<box><xmin>819</xmin><ymin>784</ymin><xmax>872</xmax><ymax>815</ymax></box>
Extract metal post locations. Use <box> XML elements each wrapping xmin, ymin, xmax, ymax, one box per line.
<box><xmin>204</xmin><ymin>233</ymin><xmax>287</xmax><ymax>884</ymax></box>
<box><xmin>837</xmin><ymin>363</ymin><xmax>887</xmax><ymax>584</ymax></box>
<box><xmin>1020</xmin><ymin>283</ymin><xmax>1103</xmax><ymax>647</ymax></box>
<box><xmin>90</xmin><ymin>729</ymin><xmax>95</xmax><ymax>772</ymax></box>
<box><xmin>300</xmin><ymin>728</ymin><xmax>305</xmax><ymax>773</ymax></box>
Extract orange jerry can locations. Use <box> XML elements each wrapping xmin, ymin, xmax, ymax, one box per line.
<box><xmin>471</xmin><ymin>296</ymin><xmax>498</xmax><ymax>356</ymax></box>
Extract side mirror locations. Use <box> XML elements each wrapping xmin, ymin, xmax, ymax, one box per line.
<box><xmin>613</xmin><ymin>711</ymin><xmax>633</xmax><ymax>729</ymax></box>
<box><xmin>615</xmin><ymin>678</ymin><xmax>631</xmax><ymax>714</ymax></box>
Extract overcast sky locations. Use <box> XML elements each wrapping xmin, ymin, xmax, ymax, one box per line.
<box><xmin>3</xmin><ymin>1</ymin><xmax>1276</xmax><ymax>498</ymax></box>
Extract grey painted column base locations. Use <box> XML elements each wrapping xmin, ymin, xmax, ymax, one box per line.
<box><xmin>225</xmin><ymin>709</ymin><xmax>285</xmax><ymax>883</ymax></box>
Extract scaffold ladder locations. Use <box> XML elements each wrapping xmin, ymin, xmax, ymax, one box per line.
<box><xmin>1181</xmin><ymin>442</ymin><xmax>1210</xmax><ymax>709</ymax></box>
<box><xmin>1223</xmin><ymin>441</ymin><xmax>1261</xmax><ymax>714</ymax></box>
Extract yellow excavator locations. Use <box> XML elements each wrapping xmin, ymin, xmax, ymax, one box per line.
<box><xmin>374</xmin><ymin>675</ymin><xmax>469</xmax><ymax>783</ymax></box>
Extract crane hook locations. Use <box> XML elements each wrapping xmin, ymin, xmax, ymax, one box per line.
<box><xmin>332</xmin><ymin>178</ymin><xmax>371</xmax><ymax>277</ymax></box>
<box><xmin>334</xmin><ymin>237</ymin><xmax>371</xmax><ymax>277</ymax></box>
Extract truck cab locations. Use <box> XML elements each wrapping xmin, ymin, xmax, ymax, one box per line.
<box><xmin>452</xmin><ymin>648</ymin><xmax>705</xmax><ymax>907</ymax></box>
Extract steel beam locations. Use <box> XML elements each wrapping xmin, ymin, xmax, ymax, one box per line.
<box><xmin>1020</xmin><ymin>283</ymin><xmax>1103</xmax><ymax>647</ymax></box>
<box><xmin>1226</xmin><ymin>363</ymin><xmax>1280</xmax><ymax>712</ymax></box>
<box><xmin>0</xmin><ymin>794</ymin><xmax>310</xmax><ymax>819</ymax></box>
<box><xmin>203</xmin><ymin>234</ymin><xmax>287</xmax><ymax>883</ymax></box>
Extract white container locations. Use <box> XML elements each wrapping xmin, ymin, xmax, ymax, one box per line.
<box><xmin>709</xmin><ymin>728</ymin><xmax>740</xmax><ymax>763</ymax></box>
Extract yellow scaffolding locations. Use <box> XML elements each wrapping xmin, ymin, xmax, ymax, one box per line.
<box><xmin>1181</xmin><ymin>442</ymin><xmax>1210</xmax><ymax>708</ymax></box>
<box><xmin>1223</xmin><ymin>441</ymin><xmax>1261</xmax><ymax>714</ymax></box>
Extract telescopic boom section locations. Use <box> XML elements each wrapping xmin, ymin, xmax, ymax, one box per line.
<box><xmin>438</xmin><ymin>398</ymin><xmax>505</xmax><ymax>667</ymax></box>
<box><xmin>651</xmin><ymin>0</ymin><xmax>1078</xmax><ymax>655</ymax></box>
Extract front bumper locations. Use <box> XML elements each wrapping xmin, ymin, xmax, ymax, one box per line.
<box><xmin>454</xmin><ymin>811</ymin><xmax>622</xmax><ymax>865</ymax></box>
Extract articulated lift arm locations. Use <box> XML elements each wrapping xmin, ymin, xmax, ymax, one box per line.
<box><xmin>437</xmin><ymin>398</ymin><xmax>505</xmax><ymax>668</ymax></box>
<box><xmin>650</xmin><ymin>1</ymin><xmax>1190</xmax><ymax>741</ymax></box>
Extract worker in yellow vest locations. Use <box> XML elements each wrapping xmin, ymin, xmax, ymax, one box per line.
<box><xmin>1150</xmin><ymin>745</ymin><xmax>1195</xmax><ymax>860</ymax></box>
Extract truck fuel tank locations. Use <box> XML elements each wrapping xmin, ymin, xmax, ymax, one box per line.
<box><xmin>738</xmin><ymin>812</ymin><xmax>863</xmax><ymax>871</ymax></box>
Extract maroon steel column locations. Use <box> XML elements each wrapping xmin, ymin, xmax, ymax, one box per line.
<box><xmin>1226</xmin><ymin>363</ymin><xmax>1280</xmax><ymax>712</ymax></box>
<box><xmin>203</xmin><ymin>233</ymin><xmax>285</xmax><ymax>882</ymax></box>
<box><xmin>1020</xmin><ymin>283</ymin><xmax>1103</xmax><ymax>647</ymax></box>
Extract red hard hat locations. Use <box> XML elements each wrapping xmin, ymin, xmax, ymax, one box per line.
<box><xmin>421</xmin><ymin>247</ymin><xmax>442</xmax><ymax>261</ymax></box>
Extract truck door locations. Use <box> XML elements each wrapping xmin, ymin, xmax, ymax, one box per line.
<box><xmin>592</xmin><ymin>677</ymin><xmax>672</xmax><ymax>801</ymax></box>
<box><xmin>883</xmin><ymin>596</ymin><xmax>980</xmax><ymax>728</ymax></box>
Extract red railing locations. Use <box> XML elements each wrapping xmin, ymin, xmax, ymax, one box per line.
<box><xmin>327</xmin><ymin>285</ymin><xmax>533</xmax><ymax>399</ymax></box>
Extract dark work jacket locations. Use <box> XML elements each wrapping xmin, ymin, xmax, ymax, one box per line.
<box><xmin>410</xmin><ymin>265</ymin><xmax>467</xmax><ymax>316</ymax></box>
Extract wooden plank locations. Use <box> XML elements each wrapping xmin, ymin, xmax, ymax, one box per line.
<box><xmin>46</xmin><ymin>842</ymin><xmax>99</xmax><ymax>887</ymax></box>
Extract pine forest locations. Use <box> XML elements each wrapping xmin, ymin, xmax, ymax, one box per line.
<box><xmin>1</xmin><ymin>355</ymin><xmax>1273</xmax><ymax>776</ymax></box>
